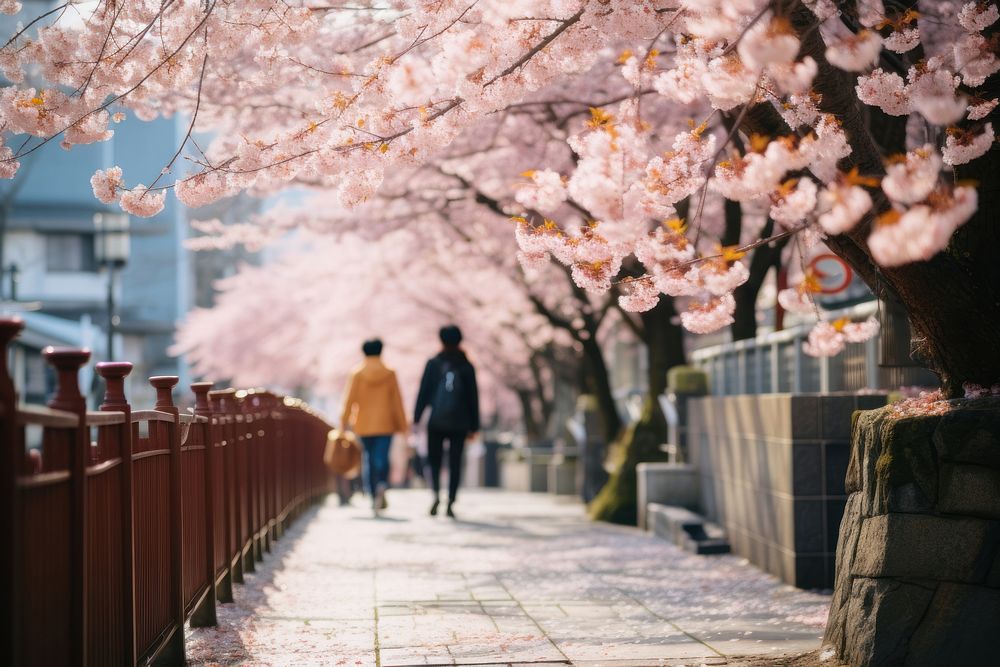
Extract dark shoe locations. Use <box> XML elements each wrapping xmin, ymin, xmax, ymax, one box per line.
<box><xmin>376</xmin><ymin>485</ymin><xmax>388</xmax><ymax>510</ymax></box>
<box><xmin>429</xmin><ymin>499</ymin><xmax>440</xmax><ymax>516</ymax></box>
<box><xmin>446</xmin><ymin>502</ymin><xmax>455</xmax><ymax>519</ymax></box>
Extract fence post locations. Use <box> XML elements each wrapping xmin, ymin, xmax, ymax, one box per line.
<box><xmin>96</xmin><ymin>361</ymin><xmax>136</xmax><ymax>667</ymax></box>
<box><xmin>792</xmin><ymin>337</ymin><xmax>804</xmax><ymax>394</ymax></box>
<box><xmin>44</xmin><ymin>346</ymin><xmax>91</xmax><ymax>667</ymax></box>
<box><xmin>190</xmin><ymin>381</ymin><xmax>220</xmax><ymax>624</ymax></box>
<box><xmin>245</xmin><ymin>393</ymin><xmax>264</xmax><ymax>564</ymax></box>
<box><xmin>865</xmin><ymin>335</ymin><xmax>879</xmax><ymax>390</ymax></box>
<box><xmin>210</xmin><ymin>389</ymin><xmax>242</xmax><ymax>585</ymax></box>
<box><xmin>149</xmin><ymin>375</ymin><xmax>185</xmax><ymax>665</ymax></box>
<box><xmin>234</xmin><ymin>392</ymin><xmax>257</xmax><ymax>574</ymax></box>
<box><xmin>820</xmin><ymin>354</ymin><xmax>831</xmax><ymax>394</ymax></box>
<box><xmin>255</xmin><ymin>392</ymin><xmax>272</xmax><ymax>554</ymax></box>
<box><xmin>265</xmin><ymin>393</ymin><xmax>279</xmax><ymax>545</ymax></box>
<box><xmin>259</xmin><ymin>393</ymin><xmax>272</xmax><ymax>555</ymax></box>
<box><xmin>0</xmin><ymin>317</ymin><xmax>24</xmax><ymax>667</ymax></box>
<box><xmin>770</xmin><ymin>341</ymin><xmax>780</xmax><ymax>393</ymax></box>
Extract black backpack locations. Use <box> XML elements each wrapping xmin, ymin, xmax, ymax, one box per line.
<box><xmin>428</xmin><ymin>360</ymin><xmax>466</xmax><ymax>431</ymax></box>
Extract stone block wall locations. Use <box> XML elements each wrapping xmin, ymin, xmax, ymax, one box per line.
<box><xmin>824</xmin><ymin>399</ymin><xmax>1000</xmax><ymax>666</ymax></box>
<box><xmin>688</xmin><ymin>393</ymin><xmax>887</xmax><ymax>589</ymax></box>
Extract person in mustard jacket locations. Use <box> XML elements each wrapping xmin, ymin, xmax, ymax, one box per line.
<box><xmin>341</xmin><ymin>339</ymin><xmax>408</xmax><ymax>513</ymax></box>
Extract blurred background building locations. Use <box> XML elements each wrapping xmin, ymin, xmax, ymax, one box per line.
<box><xmin>1</xmin><ymin>116</ymin><xmax>191</xmax><ymax>408</ymax></box>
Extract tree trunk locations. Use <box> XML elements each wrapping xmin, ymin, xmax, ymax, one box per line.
<box><xmin>528</xmin><ymin>351</ymin><xmax>555</xmax><ymax>433</ymax></box>
<box><xmin>589</xmin><ymin>296</ymin><xmax>685</xmax><ymax>525</ymax></box>
<box><xmin>790</xmin><ymin>1</ymin><xmax>1000</xmax><ymax>396</ymax></box>
<box><xmin>516</xmin><ymin>389</ymin><xmax>543</xmax><ymax>441</ymax></box>
<box><xmin>580</xmin><ymin>335</ymin><xmax>622</xmax><ymax>444</ymax></box>
<box><xmin>642</xmin><ymin>296</ymin><xmax>685</xmax><ymax>398</ymax></box>
<box><xmin>732</xmin><ymin>218</ymin><xmax>786</xmax><ymax>341</ymax></box>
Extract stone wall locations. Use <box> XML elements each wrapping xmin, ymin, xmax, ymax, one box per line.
<box><xmin>688</xmin><ymin>393</ymin><xmax>887</xmax><ymax>589</ymax></box>
<box><xmin>825</xmin><ymin>399</ymin><xmax>1000</xmax><ymax>666</ymax></box>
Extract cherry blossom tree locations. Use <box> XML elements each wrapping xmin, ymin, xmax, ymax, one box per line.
<box><xmin>6</xmin><ymin>0</ymin><xmax>995</xmax><ymax>394</ymax></box>
<box><xmin>6</xmin><ymin>2</ymin><xmax>1000</xmax><ymax>659</ymax></box>
<box><xmin>2</xmin><ymin>0</ymin><xmax>995</xmax><ymax>498</ymax></box>
<box><xmin>174</xmin><ymin>229</ymin><xmax>572</xmax><ymax>433</ymax></box>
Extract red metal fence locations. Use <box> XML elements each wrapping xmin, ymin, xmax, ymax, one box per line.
<box><xmin>0</xmin><ymin>317</ymin><xmax>335</xmax><ymax>666</ymax></box>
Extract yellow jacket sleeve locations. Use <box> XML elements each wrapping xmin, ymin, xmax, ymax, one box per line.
<box><xmin>390</xmin><ymin>371</ymin><xmax>408</xmax><ymax>434</ymax></box>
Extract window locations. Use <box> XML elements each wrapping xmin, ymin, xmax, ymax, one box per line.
<box><xmin>45</xmin><ymin>233</ymin><xmax>96</xmax><ymax>272</ymax></box>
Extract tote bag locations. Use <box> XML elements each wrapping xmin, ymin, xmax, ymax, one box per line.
<box><xmin>323</xmin><ymin>429</ymin><xmax>362</xmax><ymax>479</ymax></box>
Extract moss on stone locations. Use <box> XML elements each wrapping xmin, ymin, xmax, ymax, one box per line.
<box><xmin>873</xmin><ymin>414</ymin><xmax>942</xmax><ymax>513</ymax></box>
<box><xmin>588</xmin><ymin>396</ymin><xmax>668</xmax><ymax>525</ymax></box>
<box><xmin>666</xmin><ymin>365</ymin><xmax>708</xmax><ymax>396</ymax></box>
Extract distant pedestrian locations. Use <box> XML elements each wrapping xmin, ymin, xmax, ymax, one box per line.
<box><xmin>414</xmin><ymin>325</ymin><xmax>480</xmax><ymax>518</ymax></box>
<box><xmin>341</xmin><ymin>338</ymin><xmax>409</xmax><ymax>515</ymax></box>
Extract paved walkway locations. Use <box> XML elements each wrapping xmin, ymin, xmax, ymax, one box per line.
<box><xmin>187</xmin><ymin>489</ymin><xmax>830</xmax><ymax>666</ymax></box>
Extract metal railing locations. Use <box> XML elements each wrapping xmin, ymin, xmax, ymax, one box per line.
<box><xmin>0</xmin><ymin>317</ymin><xmax>335</xmax><ymax>667</ymax></box>
<box><xmin>691</xmin><ymin>301</ymin><xmax>936</xmax><ymax>396</ymax></box>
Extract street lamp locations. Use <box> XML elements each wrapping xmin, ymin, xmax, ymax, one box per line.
<box><xmin>1</xmin><ymin>263</ymin><xmax>18</xmax><ymax>300</ymax></box>
<box><xmin>93</xmin><ymin>212</ymin><xmax>130</xmax><ymax>361</ymax></box>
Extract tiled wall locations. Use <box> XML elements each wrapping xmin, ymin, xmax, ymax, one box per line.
<box><xmin>688</xmin><ymin>393</ymin><xmax>887</xmax><ymax>589</ymax></box>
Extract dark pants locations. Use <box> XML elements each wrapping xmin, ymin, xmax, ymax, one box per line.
<box><xmin>360</xmin><ymin>435</ymin><xmax>392</xmax><ymax>497</ymax></box>
<box><xmin>426</xmin><ymin>428</ymin><xmax>467</xmax><ymax>502</ymax></box>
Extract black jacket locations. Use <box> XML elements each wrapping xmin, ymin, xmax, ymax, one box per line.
<box><xmin>414</xmin><ymin>349</ymin><xmax>480</xmax><ymax>433</ymax></box>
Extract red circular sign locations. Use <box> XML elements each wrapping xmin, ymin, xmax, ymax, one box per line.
<box><xmin>807</xmin><ymin>254</ymin><xmax>853</xmax><ymax>294</ymax></box>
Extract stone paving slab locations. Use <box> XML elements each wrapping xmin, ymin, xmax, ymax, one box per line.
<box><xmin>187</xmin><ymin>489</ymin><xmax>830</xmax><ymax>666</ymax></box>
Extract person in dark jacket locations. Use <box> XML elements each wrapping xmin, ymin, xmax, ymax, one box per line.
<box><xmin>414</xmin><ymin>324</ymin><xmax>480</xmax><ymax>518</ymax></box>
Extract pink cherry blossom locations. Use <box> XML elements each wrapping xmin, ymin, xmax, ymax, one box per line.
<box><xmin>679</xmin><ymin>294</ymin><xmax>736</xmax><ymax>334</ymax></box>
<box><xmin>777</xmin><ymin>286</ymin><xmax>816</xmax><ymax>315</ymax></box>
<box><xmin>687</xmin><ymin>259</ymin><xmax>750</xmax><ymax>297</ymax></box>
<box><xmin>868</xmin><ymin>186</ymin><xmax>977</xmax><ymax>266</ymax></box>
<box><xmin>841</xmin><ymin>317</ymin><xmax>880</xmax><ymax>343</ymax></box>
<box><xmin>516</xmin><ymin>251</ymin><xmax>550</xmax><ymax>276</ymax></box>
<box><xmin>825</xmin><ymin>30</ymin><xmax>882</xmax><ymax>72</ymax></box>
<box><xmin>803</xmin><ymin>321</ymin><xmax>846</xmax><ymax>357</ymax></box>
<box><xmin>942</xmin><ymin>124</ymin><xmax>994</xmax><ymax>166</ymax></box>
<box><xmin>0</xmin><ymin>141</ymin><xmax>19</xmax><ymax>179</ymax></box>
<box><xmin>770</xmin><ymin>178</ymin><xmax>818</xmax><ymax>225</ymax></box>
<box><xmin>175</xmin><ymin>172</ymin><xmax>232</xmax><ymax>209</ymax></box>
<box><xmin>800</xmin><ymin>115</ymin><xmax>852</xmax><ymax>183</ymax></box>
<box><xmin>884</xmin><ymin>28</ymin><xmax>919</xmax><ymax>54</ymax></box>
<box><xmin>701</xmin><ymin>56</ymin><xmax>758</xmax><ymax>110</ymax></box>
<box><xmin>64</xmin><ymin>110</ymin><xmax>114</xmax><ymax>147</ymax></box>
<box><xmin>737</xmin><ymin>15</ymin><xmax>801</xmax><ymax>71</ymax></box>
<box><xmin>958</xmin><ymin>2</ymin><xmax>1000</xmax><ymax>32</ymax></box>
<box><xmin>803</xmin><ymin>317</ymin><xmax>879</xmax><ymax>357</ymax></box>
<box><xmin>0</xmin><ymin>0</ymin><xmax>993</xmax><ymax>325</ymax></box>
<box><xmin>768</xmin><ymin>57</ymin><xmax>818</xmax><ymax>96</ymax></box>
<box><xmin>955</xmin><ymin>34</ymin><xmax>1000</xmax><ymax>86</ymax></box>
<box><xmin>91</xmin><ymin>166</ymin><xmax>124</xmax><ymax>204</ymax></box>
<box><xmin>908</xmin><ymin>65</ymin><xmax>965</xmax><ymax>125</ymax></box>
<box><xmin>654</xmin><ymin>268</ymin><xmax>702</xmax><ymax>297</ymax></box>
<box><xmin>968</xmin><ymin>98</ymin><xmax>998</xmax><ymax>121</ymax></box>
<box><xmin>856</xmin><ymin>69</ymin><xmax>910</xmax><ymax>116</ymax></box>
<box><xmin>881</xmin><ymin>146</ymin><xmax>941</xmax><ymax>205</ymax></box>
<box><xmin>515</xmin><ymin>169</ymin><xmax>567</xmax><ymax>215</ymax></box>
<box><xmin>618</xmin><ymin>277</ymin><xmax>661</xmax><ymax>313</ymax></box>
<box><xmin>817</xmin><ymin>182</ymin><xmax>872</xmax><ymax>235</ymax></box>
<box><xmin>119</xmin><ymin>185</ymin><xmax>166</xmax><ymax>218</ymax></box>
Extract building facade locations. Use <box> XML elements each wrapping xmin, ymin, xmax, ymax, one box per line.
<box><xmin>1</xmin><ymin>115</ymin><xmax>191</xmax><ymax>408</ymax></box>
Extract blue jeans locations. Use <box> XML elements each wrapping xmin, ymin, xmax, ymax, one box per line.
<box><xmin>360</xmin><ymin>435</ymin><xmax>392</xmax><ymax>497</ymax></box>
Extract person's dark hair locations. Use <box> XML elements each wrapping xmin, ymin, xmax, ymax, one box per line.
<box><xmin>362</xmin><ymin>338</ymin><xmax>383</xmax><ymax>356</ymax></box>
<box><xmin>439</xmin><ymin>324</ymin><xmax>463</xmax><ymax>346</ymax></box>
